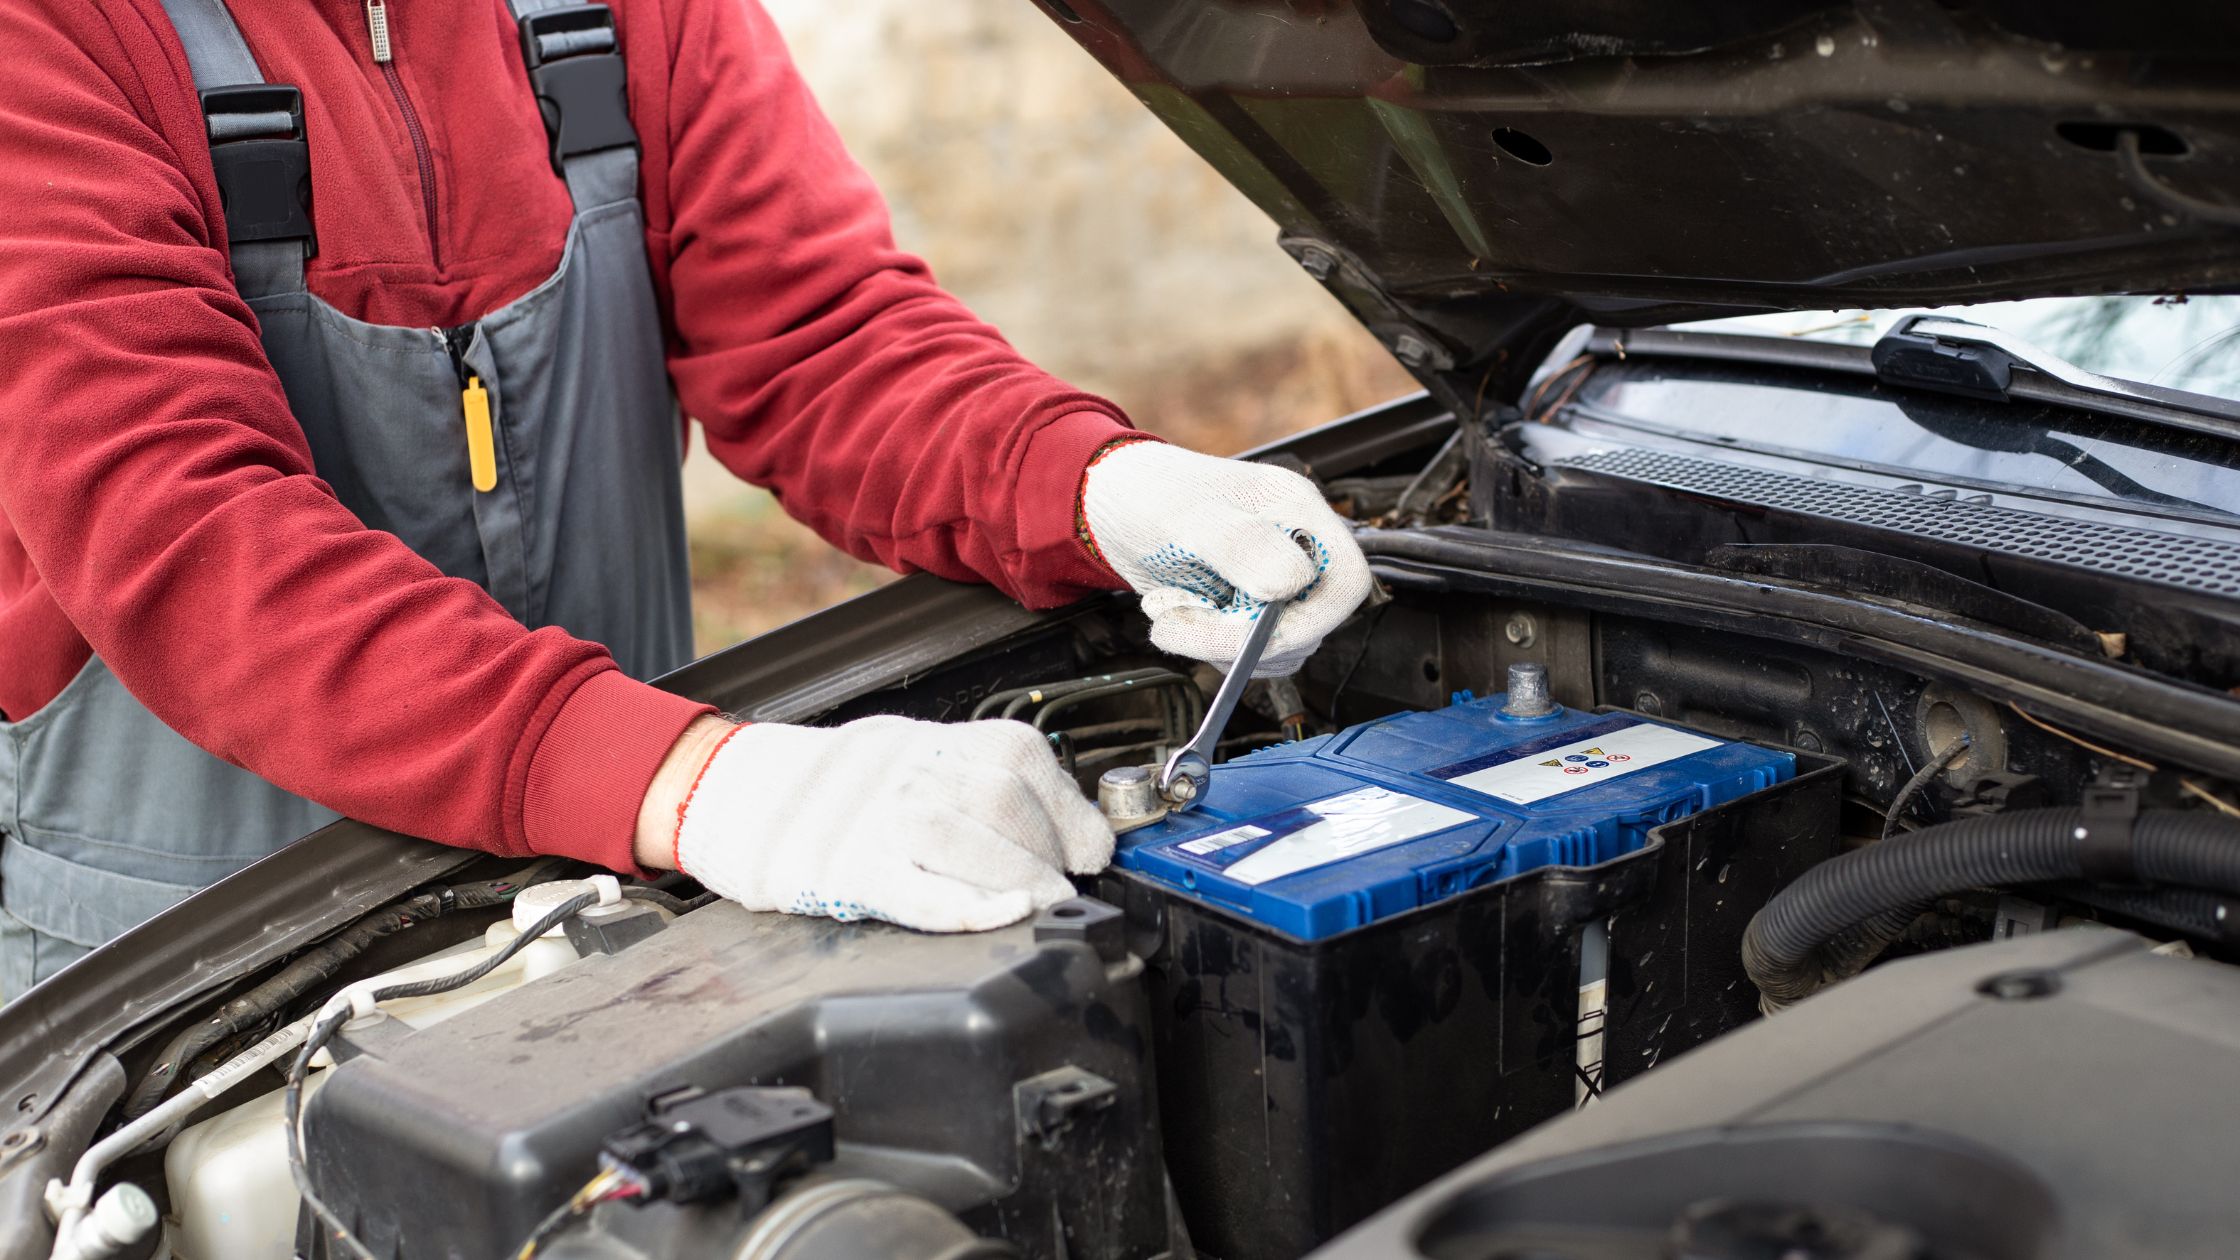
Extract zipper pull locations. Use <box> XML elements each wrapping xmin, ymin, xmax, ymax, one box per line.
<box><xmin>437</xmin><ymin>327</ymin><xmax>495</xmax><ymax>493</ymax></box>
<box><xmin>366</xmin><ymin>0</ymin><xmax>393</xmax><ymax>63</ymax></box>
<box><xmin>461</xmin><ymin>376</ymin><xmax>496</xmax><ymax>493</ymax></box>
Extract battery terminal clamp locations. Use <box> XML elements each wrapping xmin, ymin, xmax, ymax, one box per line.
<box><xmin>600</xmin><ymin>1086</ymin><xmax>834</xmax><ymax>1214</ymax></box>
<box><xmin>518</xmin><ymin>5</ymin><xmax>640</xmax><ymax>176</ymax></box>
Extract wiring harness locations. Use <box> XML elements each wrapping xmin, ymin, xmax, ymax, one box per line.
<box><xmin>123</xmin><ymin>859</ymin><xmax>568</xmax><ymax>1121</ymax></box>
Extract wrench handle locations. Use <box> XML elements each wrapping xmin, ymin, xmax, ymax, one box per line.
<box><xmin>1155</xmin><ymin>529</ymin><xmax>1320</xmax><ymax>809</ymax></box>
<box><xmin>1158</xmin><ymin>598</ymin><xmax>1288</xmax><ymax>806</ymax></box>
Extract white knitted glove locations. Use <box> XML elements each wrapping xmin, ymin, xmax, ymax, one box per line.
<box><xmin>674</xmin><ymin>716</ymin><xmax>1113</xmax><ymax>933</ymax></box>
<box><xmin>1081</xmin><ymin>441</ymin><xmax>1371</xmax><ymax>677</ymax></box>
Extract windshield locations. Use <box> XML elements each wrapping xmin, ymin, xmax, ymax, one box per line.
<box><xmin>1677</xmin><ymin>296</ymin><xmax>2240</xmax><ymax>404</ymax></box>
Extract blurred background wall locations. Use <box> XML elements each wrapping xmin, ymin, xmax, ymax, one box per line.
<box><xmin>686</xmin><ymin>0</ymin><xmax>1416</xmax><ymax>652</ymax></box>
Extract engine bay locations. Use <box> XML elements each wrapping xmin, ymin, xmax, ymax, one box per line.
<box><xmin>22</xmin><ymin>342</ymin><xmax>2240</xmax><ymax>1260</ymax></box>
<box><xmin>113</xmin><ymin>584</ymin><xmax>2240</xmax><ymax>1260</ymax></box>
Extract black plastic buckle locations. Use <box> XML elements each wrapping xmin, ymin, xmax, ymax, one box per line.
<box><xmin>2077</xmin><ymin>765</ymin><xmax>2147</xmax><ymax>884</ymax></box>
<box><xmin>519</xmin><ymin>5</ymin><xmax>639</xmax><ymax>176</ymax></box>
<box><xmin>200</xmin><ymin>84</ymin><xmax>316</xmax><ymax>258</ymax></box>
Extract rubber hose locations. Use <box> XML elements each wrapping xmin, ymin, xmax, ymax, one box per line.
<box><xmin>1742</xmin><ymin>809</ymin><xmax>2240</xmax><ymax>1010</ymax></box>
<box><xmin>2062</xmin><ymin>884</ymin><xmax>2240</xmax><ymax>946</ymax></box>
<box><xmin>1815</xmin><ymin>902</ymin><xmax>1933</xmax><ymax>982</ymax></box>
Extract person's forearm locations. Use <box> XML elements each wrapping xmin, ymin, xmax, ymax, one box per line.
<box><xmin>634</xmin><ymin>715</ymin><xmax>744</xmax><ymax>871</ymax></box>
<box><xmin>654</xmin><ymin>1</ymin><xmax>1141</xmax><ymax>609</ymax></box>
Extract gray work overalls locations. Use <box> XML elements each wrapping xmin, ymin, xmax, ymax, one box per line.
<box><xmin>0</xmin><ymin>0</ymin><xmax>693</xmax><ymax>992</ymax></box>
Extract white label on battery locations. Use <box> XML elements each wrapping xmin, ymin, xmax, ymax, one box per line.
<box><xmin>1176</xmin><ymin>825</ymin><xmax>1269</xmax><ymax>856</ymax></box>
<box><xmin>1443</xmin><ymin>722</ymin><xmax>1721</xmax><ymax>805</ymax></box>
<box><xmin>1221</xmin><ymin>786</ymin><xmax>1473</xmax><ymax>887</ymax></box>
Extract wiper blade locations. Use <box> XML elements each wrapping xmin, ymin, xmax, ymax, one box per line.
<box><xmin>1871</xmin><ymin>314</ymin><xmax>2240</xmax><ymax>443</ymax></box>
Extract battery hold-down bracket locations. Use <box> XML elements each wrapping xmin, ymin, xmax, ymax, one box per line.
<box><xmin>601</xmin><ymin>1086</ymin><xmax>835</xmax><ymax>1213</ymax></box>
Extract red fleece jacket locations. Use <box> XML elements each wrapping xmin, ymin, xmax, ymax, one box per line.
<box><xmin>0</xmin><ymin>0</ymin><xmax>1139</xmax><ymax>873</ymax></box>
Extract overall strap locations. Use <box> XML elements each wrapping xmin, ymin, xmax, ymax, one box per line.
<box><xmin>506</xmin><ymin>0</ymin><xmax>642</xmax><ymax>212</ymax></box>
<box><xmin>160</xmin><ymin>0</ymin><xmax>258</xmax><ymax>84</ymax></box>
<box><xmin>159</xmin><ymin>0</ymin><xmax>315</xmax><ymax>299</ymax></box>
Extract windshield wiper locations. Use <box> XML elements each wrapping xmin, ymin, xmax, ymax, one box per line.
<box><xmin>1871</xmin><ymin>314</ymin><xmax>2240</xmax><ymax>444</ymax></box>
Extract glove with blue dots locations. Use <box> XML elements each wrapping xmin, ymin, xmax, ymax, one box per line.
<box><xmin>674</xmin><ymin>716</ymin><xmax>1111</xmax><ymax>933</ymax></box>
<box><xmin>1081</xmin><ymin>441</ymin><xmax>1371</xmax><ymax>677</ymax></box>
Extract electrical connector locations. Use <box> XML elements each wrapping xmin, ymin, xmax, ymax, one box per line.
<box><xmin>599</xmin><ymin>1086</ymin><xmax>833</xmax><ymax>1215</ymax></box>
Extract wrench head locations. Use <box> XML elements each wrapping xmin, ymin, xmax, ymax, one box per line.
<box><xmin>1158</xmin><ymin>751</ymin><xmax>1212</xmax><ymax>810</ymax></box>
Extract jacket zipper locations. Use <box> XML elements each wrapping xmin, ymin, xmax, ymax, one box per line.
<box><xmin>366</xmin><ymin>1</ymin><xmax>443</xmax><ymax>271</ymax></box>
<box><xmin>438</xmin><ymin>325</ymin><xmax>498</xmax><ymax>493</ymax></box>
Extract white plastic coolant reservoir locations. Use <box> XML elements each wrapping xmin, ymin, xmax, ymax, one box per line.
<box><xmin>164</xmin><ymin>906</ymin><xmax>591</xmax><ymax>1260</ymax></box>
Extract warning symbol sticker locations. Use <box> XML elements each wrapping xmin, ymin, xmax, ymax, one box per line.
<box><xmin>1436</xmin><ymin>723</ymin><xmax>1721</xmax><ymax>805</ymax></box>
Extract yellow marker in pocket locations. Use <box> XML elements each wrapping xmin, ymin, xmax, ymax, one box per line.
<box><xmin>462</xmin><ymin>376</ymin><xmax>496</xmax><ymax>492</ymax></box>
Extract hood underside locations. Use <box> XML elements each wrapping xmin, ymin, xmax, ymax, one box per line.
<box><xmin>1036</xmin><ymin>0</ymin><xmax>2240</xmax><ymax>393</ymax></box>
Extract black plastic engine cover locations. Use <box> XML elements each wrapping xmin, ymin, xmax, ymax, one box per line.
<box><xmin>302</xmin><ymin>900</ymin><xmax>1167</xmax><ymax>1260</ymax></box>
<box><xmin>1309</xmin><ymin>927</ymin><xmax>2240</xmax><ymax>1259</ymax></box>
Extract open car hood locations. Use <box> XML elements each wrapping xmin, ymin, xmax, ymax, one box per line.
<box><xmin>1035</xmin><ymin>0</ymin><xmax>2240</xmax><ymax>399</ymax></box>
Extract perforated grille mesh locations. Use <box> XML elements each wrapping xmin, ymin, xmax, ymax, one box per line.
<box><xmin>1556</xmin><ymin>448</ymin><xmax>2240</xmax><ymax>596</ymax></box>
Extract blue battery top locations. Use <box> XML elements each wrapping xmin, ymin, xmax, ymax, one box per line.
<box><xmin>1113</xmin><ymin>693</ymin><xmax>1793</xmax><ymax>941</ymax></box>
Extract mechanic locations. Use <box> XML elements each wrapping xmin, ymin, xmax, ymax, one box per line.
<box><xmin>0</xmin><ymin>0</ymin><xmax>1372</xmax><ymax>989</ymax></box>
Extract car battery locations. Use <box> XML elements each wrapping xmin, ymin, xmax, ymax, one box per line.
<box><xmin>1099</xmin><ymin>690</ymin><xmax>1796</xmax><ymax>1260</ymax></box>
<box><xmin>1114</xmin><ymin>692</ymin><xmax>1791</xmax><ymax>939</ymax></box>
